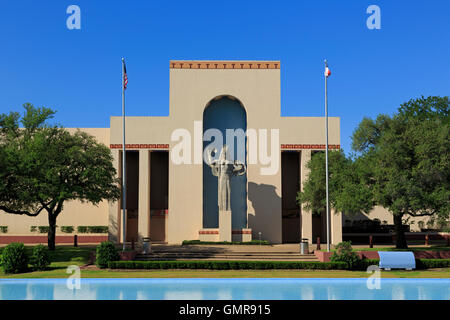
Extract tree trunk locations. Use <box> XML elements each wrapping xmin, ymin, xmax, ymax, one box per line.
<box><xmin>48</xmin><ymin>213</ymin><xmax>57</xmax><ymax>251</ymax></box>
<box><xmin>393</xmin><ymin>214</ymin><xmax>408</xmax><ymax>249</ymax></box>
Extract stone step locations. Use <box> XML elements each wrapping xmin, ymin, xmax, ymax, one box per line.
<box><xmin>135</xmin><ymin>253</ymin><xmax>318</xmax><ymax>261</ymax></box>
<box><xmin>135</xmin><ymin>258</ymin><xmax>319</xmax><ymax>261</ymax></box>
<box><xmin>147</xmin><ymin>251</ymin><xmax>311</xmax><ymax>255</ymax></box>
<box><xmin>136</xmin><ymin>253</ymin><xmax>315</xmax><ymax>257</ymax></box>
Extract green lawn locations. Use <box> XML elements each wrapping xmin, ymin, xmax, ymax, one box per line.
<box><xmin>0</xmin><ymin>245</ymin><xmax>92</xmax><ymax>269</ymax></box>
<box><xmin>1</xmin><ymin>268</ymin><xmax>449</xmax><ymax>279</ymax></box>
<box><xmin>0</xmin><ymin>245</ymin><xmax>449</xmax><ymax>279</ymax></box>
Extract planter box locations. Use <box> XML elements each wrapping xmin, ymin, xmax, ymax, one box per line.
<box><xmin>314</xmin><ymin>251</ymin><xmax>333</xmax><ymax>262</ymax></box>
<box><xmin>119</xmin><ymin>251</ymin><xmax>137</xmax><ymax>261</ymax></box>
<box><xmin>413</xmin><ymin>251</ymin><xmax>450</xmax><ymax>259</ymax></box>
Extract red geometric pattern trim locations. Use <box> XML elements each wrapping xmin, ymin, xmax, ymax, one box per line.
<box><xmin>151</xmin><ymin>209</ymin><xmax>168</xmax><ymax>218</ymax></box>
<box><xmin>232</xmin><ymin>230</ymin><xmax>252</xmax><ymax>234</ymax></box>
<box><xmin>170</xmin><ymin>61</ymin><xmax>280</xmax><ymax>70</ymax></box>
<box><xmin>110</xmin><ymin>144</ymin><xmax>169</xmax><ymax>149</ymax></box>
<box><xmin>281</xmin><ymin>144</ymin><xmax>340</xmax><ymax>150</ymax></box>
<box><xmin>199</xmin><ymin>230</ymin><xmax>219</xmax><ymax>235</ymax></box>
<box><xmin>199</xmin><ymin>229</ymin><xmax>252</xmax><ymax>235</ymax></box>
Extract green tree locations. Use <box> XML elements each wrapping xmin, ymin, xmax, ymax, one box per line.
<box><xmin>296</xmin><ymin>150</ymin><xmax>373</xmax><ymax>217</ymax></box>
<box><xmin>297</xmin><ymin>96</ymin><xmax>449</xmax><ymax>249</ymax></box>
<box><xmin>0</xmin><ymin>104</ymin><xmax>121</xmax><ymax>250</ymax></box>
<box><xmin>352</xmin><ymin>96</ymin><xmax>449</xmax><ymax>248</ymax></box>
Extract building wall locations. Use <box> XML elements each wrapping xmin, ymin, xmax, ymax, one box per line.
<box><xmin>0</xmin><ymin>128</ymin><xmax>110</xmax><ymax>239</ymax></box>
<box><xmin>168</xmin><ymin>63</ymin><xmax>284</xmax><ymax>244</ymax></box>
<box><xmin>1</xmin><ymin>61</ymin><xmax>348</xmax><ymax>245</ymax></box>
<box><xmin>108</xmin><ymin>61</ymin><xmax>342</xmax><ymax>244</ymax></box>
<box><xmin>342</xmin><ymin>206</ymin><xmax>433</xmax><ymax>232</ymax></box>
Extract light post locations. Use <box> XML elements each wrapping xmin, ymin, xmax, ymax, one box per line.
<box><xmin>324</xmin><ymin>59</ymin><xmax>331</xmax><ymax>253</ymax></box>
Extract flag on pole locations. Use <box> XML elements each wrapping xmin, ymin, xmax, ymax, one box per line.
<box><xmin>324</xmin><ymin>66</ymin><xmax>331</xmax><ymax>77</ymax></box>
<box><xmin>123</xmin><ymin>61</ymin><xmax>128</xmax><ymax>90</ymax></box>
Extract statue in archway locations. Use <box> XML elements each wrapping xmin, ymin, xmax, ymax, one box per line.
<box><xmin>207</xmin><ymin>145</ymin><xmax>246</xmax><ymax>211</ymax></box>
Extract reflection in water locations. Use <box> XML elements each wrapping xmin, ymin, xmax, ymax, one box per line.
<box><xmin>391</xmin><ymin>284</ymin><xmax>405</xmax><ymax>300</ymax></box>
<box><xmin>0</xmin><ymin>281</ymin><xmax>28</xmax><ymax>300</ymax></box>
<box><xmin>299</xmin><ymin>284</ymin><xmax>314</xmax><ymax>300</ymax></box>
<box><xmin>29</xmin><ymin>281</ymin><xmax>54</xmax><ymax>300</ymax></box>
<box><xmin>0</xmin><ymin>279</ymin><xmax>448</xmax><ymax>300</ymax></box>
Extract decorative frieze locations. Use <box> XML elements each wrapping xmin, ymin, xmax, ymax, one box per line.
<box><xmin>281</xmin><ymin>144</ymin><xmax>340</xmax><ymax>150</ymax></box>
<box><xmin>170</xmin><ymin>61</ymin><xmax>280</xmax><ymax>70</ymax></box>
<box><xmin>110</xmin><ymin>144</ymin><xmax>169</xmax><ymax>149</ymax></box>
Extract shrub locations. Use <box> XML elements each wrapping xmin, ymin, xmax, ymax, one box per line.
<box><xmin>357</xmin><ymin>259</ymin><xmax>380</xmax><ymax>270</ymax></box>
<box><xmin>30</xmin><ymin>226</ymin><xmax>37</xmax><ymax>233</ymax></box>
<box><xmin>96</xmin><ymin>241</ymin><xmax>119</xmax><ymax>268</ymax></box>
<box><xmin>0</xmin><ymin>226</ymin><xmax>8</xmax><ymax>233</ymax></box>
<box><xmin>30</xmin><ymin>244</ymin><xmax>51</xmax><ymax>271</ymax></box>
<box><xmin>0</xmin><ymin>242</ymin><xmax>29</xmax><ymax>274</ymax></box>
<box><xmin>353</xmin><ymin>259</ymin><xmax>450</xmax><ymax>270</ymax></box>
<box><xmin>38</xmin><ymin>226</ymin><xmax>50</xmax><ymax>233</ymax></box>
<box><xmin>107</xmin><ymin>260</ymin><xmax>348</xmax><ymax>270</ymax></box>
<box><xmin>77</xmin><ymin>226</ymin><xmax>108</xmax><ymax>233</ymax></box>
<box><xmin>415</xmin><ymin>259</ymin><xmax>450</xmax><ymax>269</ymax></box>
<box><xmin>60</xmin><ymin>226</ymin><xmax>74</xmax><ymax>234</ymax></box>
<box><xmin>330</xmin><ymin>241</ymin><xmax>361</xmax><ymax>270</ymax></box>
<box><xmin>77</xmin><ymin>226</ymin><xmax>88</xmax><ymax>233</ymax></box>
<box><xmin>87</xmin><ymin>226</ymin><xmax>108</xmax><ymax>233</ymax></box>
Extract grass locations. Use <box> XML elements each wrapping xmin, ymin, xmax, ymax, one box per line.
<box><xmin>0</xmin><ymin>245</ymin><xmax>92</xmax><ymax>270</ymax></box>
<box><xmin>1</xmin><ymin>268</ymin><xmax>449</xmax><ymax>279</ymax></box>
<box><xmin>0</xmin><ymin>245</ymin><xmax>449</xmax><ymax>278</ymax></box>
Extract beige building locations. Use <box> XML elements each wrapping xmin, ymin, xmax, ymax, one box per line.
<box><xmin>106</xmin><ymin>60</ymin><xmax>342</xmax><ymax>245</ymax></box>
<box><xmin>5</xmin><ymin>60</ymin><xmax>416</xmax><ymax>246</ymax></box>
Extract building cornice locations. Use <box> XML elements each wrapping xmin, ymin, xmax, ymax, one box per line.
<box><xmin>109</xmin><ymin>143</ymin><xmax>340</xmax><ymax>150</ymax></box>
<box><xmin>281</xmin><ymin>144</ymin><xmax>340</xmax><ymax>150</ymax></box>
<box><xmin>170</xmin><ymin>60</ymin><xmax>280</xmax><ymax>69</ymax></box>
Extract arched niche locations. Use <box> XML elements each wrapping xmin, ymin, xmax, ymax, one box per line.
<box><xmin>202</xmin><ymin>95</ymin><xmax>247</xmax><ymax>229</ymax></box>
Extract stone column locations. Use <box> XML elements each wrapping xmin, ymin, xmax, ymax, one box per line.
<box><xmin>138</xmin><ymin>150</ymin><xmax>151</xmax><ymax>246</ymax></box>
<box><xmin>108</xmin><ymin>149</ymin><xmax>121</xmax><ymax>243</ymax></box>
<box><xmin>331</xmin><ymin>208</ymin><xmax>343</xmax><ymax>245</ymax></box>
<box><xmin>219</xmin><ymin>210</ymin><xmax>232</xmax><ymax>242</ymax></box>
<box><xmin>300</xmin><ymin>150</ymin><xmax>313</xmax><ymax>244</ymax></box>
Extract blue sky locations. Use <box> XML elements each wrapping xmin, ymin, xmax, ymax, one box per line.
<box><xmin>0</xmin><ymin>0</ymin><xmax>448</xmax><ymax>153</ymax></box>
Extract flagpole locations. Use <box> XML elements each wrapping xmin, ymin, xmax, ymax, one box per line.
<box><xmin>324</xmin><ymin>59</ymin><xmax>330</xmax><ymax>252</ymax></box>
<box><xmin>121</xmin><ymin>57</ymin><xmax>127</xmax><ymax>252</ymax></box>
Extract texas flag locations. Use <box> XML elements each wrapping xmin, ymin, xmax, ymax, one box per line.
<box><xmin>324</xmin><ymin>66</ymin><xmax>331</xmax><ymax>77</ymax></box>
<box><xmin>123</xmin><ymin>61</ymin><xmax>128</xmax><ymax>90</ymax></box>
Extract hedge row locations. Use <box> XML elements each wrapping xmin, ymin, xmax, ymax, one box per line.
<box><xmin>77</xmin><ymin>226</ymin><xmax>108</xmax><ymax>233</ymax></box>
<box><xmin>29</xmin><ymin>225</ymin><xmax>108</xmax><ymax>233</ymax></box>
<box><xmin>415</xmin><ymin>259</ymin><xmax>450</xmax><ymax>269</ymax></box>
<box><xmin>354</xmin><ymin>259</ymin><xmax>450</xmax><ymax>270</ymax></box>
<box><xmin>107</xmin><ymin>260</ymin><xmax>348</xmax><ymax>270</ymax></box>
<box><xmin>107</xmin><ymin>259</ymin><xmax>450</xmax><ymax>271</ymax></box>
<box><xmin>182</xmin><ymin>240</ymin><xmax>270</xmax><ymax>246</ymax></box>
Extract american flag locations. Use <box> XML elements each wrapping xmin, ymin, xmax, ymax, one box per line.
<box><xmin>123</xmin><ymin>60</ymin><xmax>128</xmax><ymax>90</ymax></box>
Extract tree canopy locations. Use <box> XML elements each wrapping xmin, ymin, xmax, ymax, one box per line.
<box><xmin>0</xmin><ymin>104</ymin><xmax>121</xmax><ymax>249</ymax></box>
<box><xmin>296</xmin><ymin>150</ymin><xmax>373</xmax><ymax>217</ymax></box>
<box><xmin>298</xmin><ymin>96</ymin><xmax>449</xmax><ymax>248</ymax></box>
